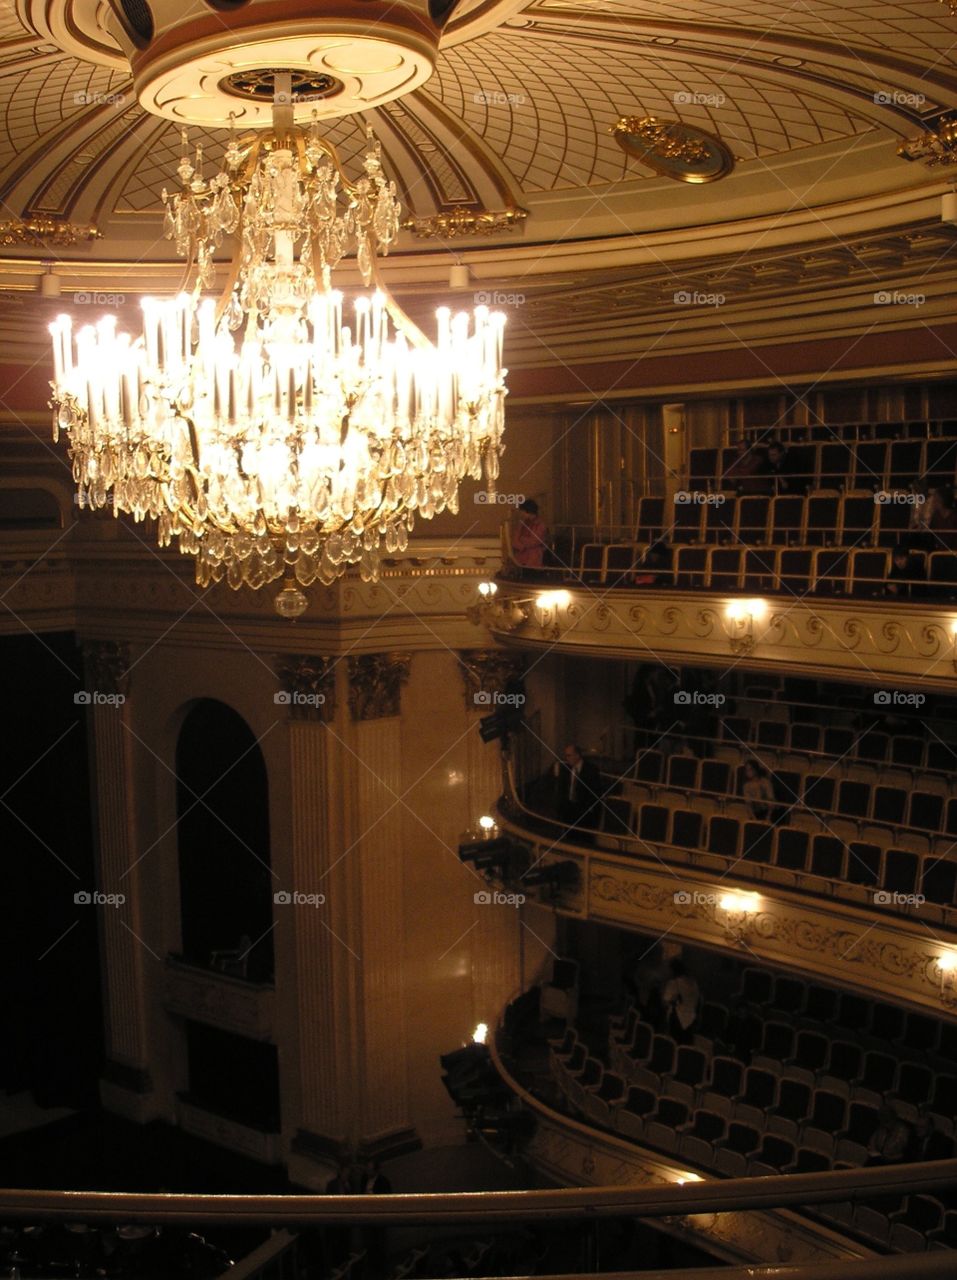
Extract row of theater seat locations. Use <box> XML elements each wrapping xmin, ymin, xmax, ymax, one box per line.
<box><xmin>625</xmin><ymin>747</ymin><xmax>957</xmax><ymax>844</ymax></box>
<box><xmin>618</xmin><ymin>491</ymin><xmax>935</xmax><ymax>549</ymax></box>
<box><xmin>691</xmin><ymin>436</ymin><xmax>957</xmax><ymax>492</ymax></box>
<box><xmin>592</xmin><ymin>794</ymin><xmax>957</xmax><ymax>920</ymax></box>
<box><xmin>635</xmin><ymin>746</ymin><xmax>957</xmax><ymax>819</ymax></box>
<box><xmin>630</xmin><ymin>695</ymin><xmax>955</xmax><ymax>776</ymax></box>
<box><xmin>742</xmin><ymin>420</ymin><xmax>957</xmax><ymax>443</ymax></box>
<box><xmin>695</xmin><ymin>969</ymin><xmax>957</xmax><ymax>1064</ymax></box>
<box><xmin>713</xmin><ymin>710</ymin><xmax>957</xmax><ymax>774</ymax></box>
<box><xmin>578</xmin><ymin>541</ymin><xmax>957</xmax><ymax>595</ymax></box>
<box><xmin>544</xmin><ymin>966</ymin><xmax>957</xmax><ymax>1252</ymax></box>
<box><xmin>551</xmin><ymin>1020</ymin><xmax>956</xmax><ymax>1246</ymax></box>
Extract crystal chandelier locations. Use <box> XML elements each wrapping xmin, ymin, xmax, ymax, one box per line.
<box><xmin>49</xmin><ymin>83</ymin><xmax>507</xmax><ymax>593</ymax></box>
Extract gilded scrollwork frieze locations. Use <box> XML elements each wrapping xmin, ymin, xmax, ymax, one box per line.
<box><xmin>538</xmin><ymin>857</ymin><xmax>956</xmax><ymax>1017</ymax></box>
<box><xmin>487</xmin><ymin>585</ymin><xmax>957</xmax><ymax>690</ymax></box>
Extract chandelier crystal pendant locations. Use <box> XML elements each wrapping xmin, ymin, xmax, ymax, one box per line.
<box><xmin>49</xmin><ymin>80</ymin><xmax>508</xmax><ymax>593</ymax></box>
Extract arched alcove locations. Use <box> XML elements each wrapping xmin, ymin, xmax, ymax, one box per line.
<box><xmin>175</xmin><ymin>700</ymin><xmax>273</xmax><ymax>981</ymax></box>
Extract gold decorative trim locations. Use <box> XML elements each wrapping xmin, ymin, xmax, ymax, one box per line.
<box><xmin>612</xmin><ymin>116</ymin><xmax>734</xmax><ymax>184</ymax></box>
<box><xmin>348</xmin><ymin>652</ymin><xmax>412</xmax><ymax>720</ymax></box>
<box><xmin>82</xmin><ymin>640</ymin><xmax>130</xmax><ymax>697</ymax></box>
<box><xmin>459</xmin><ymin>648</ymin><xmax>526</xmax><ymax>711</ymax></box>
<box><xmin>402</xmin><ymin>207</ymin><xmax>528</xmax><ymax>238</ymax></box>
<box><xmin>898</xmin><ymin>111</ymin><xmax>957</xmax><ymax>166</ymax></box>
<box><xmin>0</xmin><ymin>218</ymin><xmax>100</xmax><ymax>247</ymax></box>
<box><xmin>275</xmin><ymin>654</ymin><xmax>336</xmax><ymax>723</ymax></box>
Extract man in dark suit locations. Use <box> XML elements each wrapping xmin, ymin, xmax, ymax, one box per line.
<box><xmin>555</xmin><ymin>744</ymin><xmax>603</xmax><ymax>831</ymax></box>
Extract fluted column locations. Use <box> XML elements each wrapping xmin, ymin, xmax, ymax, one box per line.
<box><xmin>346</xmin><ymin>653</ymin><xmax>417</xmax><ymax>1153</ymax></box>
<box><xmin>83</xmin><ymin>641</ymin><xmax>153</xmax><ymax>1115</ymax></box>
<box><xmin>275</xmin><ymin>655</ymin><xmax>357</xmax><ymax>1167</ymax></box>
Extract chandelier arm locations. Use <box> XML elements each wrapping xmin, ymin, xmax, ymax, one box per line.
<box><xmin>214</xmin><ymin>137</ymin><xmax>263</xmax><ymax>324</ymax></box>
<box><xmin>368</xmin><ymin>255</ymin><xmax>432</xmax><ymax>351</ymax></box>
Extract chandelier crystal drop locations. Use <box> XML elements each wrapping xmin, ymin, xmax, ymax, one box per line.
<box><xmin>49</xmin><ymin>103</ymin><xmax>507</xmax><ymax>591</ymax></box>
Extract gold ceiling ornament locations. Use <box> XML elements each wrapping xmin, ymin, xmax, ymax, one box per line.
<box><xmin>0</xmin><ymin>218</ymin><xmax>100</xmax><ymax>247</ymax></box>
<box><xmin>48</xmin><ymin>75</ymin><xmax>508</xmax><ymax>605</ymax></box>
<box><xmin>347</xmin><ymin>652</ymin><xmax>412</xmax><ymax>720</ymax></box>
<box><xmin>898</xmin><ymin>111</ymin><xmax>957</xmax><ymax>165</ymax></box>
<box><xmin>613</xmin><ymin>116</ymin><xmax>709</xmax><ymax>165</ymax></box>
<box><xmin>612</xmin><ymin>115</ymin><xmax>734</xmax><ymax>183</ymax></box>
<box><xmin>402</xmin><ymin>207</ymin><xmax>529</xmax><ymax>239</ymax></box>
<box><xmin>942</xmin><ymin>0</ymin><xmax>957</xmax><ymax>15</ymax></box>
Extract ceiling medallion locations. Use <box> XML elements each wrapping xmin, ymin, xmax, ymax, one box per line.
<box><xmin>612</xmin><ymin>115</ymin><xmax>734</xmax><ymax>184</ymax></box>
<box><xmin>898</xmin><ymin>111</ymin><xmax>957</xmax><ymax>166</ymax></box>
<box><xmin>220</xmin><ymin>68</ymin><xmax>345</xmax><ymax>104</ymax></box>
<box><xmin>103</xmin><ymin>0</ymin><xmax>450</xmax><ymax>123</ymax></box>
<box><xmin>403</xmin><ymin>207</ymin><xmax>529</xmax><ymax>238</ymax></box>
<box><xmin>48</xmin><ymin>76</ymin><xmax>508</xmax><ymax>599</ymax></box>
<box><xmin>0</xmin><ymin>218</ymin><xmax>100</xmax><ymax>247</ymax></box>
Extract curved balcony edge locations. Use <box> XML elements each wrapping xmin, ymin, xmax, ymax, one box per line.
<box><xmin>487</xmin><ymin>1021</ymin><xmax>868</xmax><ymax>1268</ymax></box>
<box><xmin>480</xmin><ymin>583</ymin><xmax>957</xmax><ymax>694</ymax></box>
<box><xmin>495</xmin><ymin>801</ymin><xmax>957</xmax><ymax>1020</ymax></box>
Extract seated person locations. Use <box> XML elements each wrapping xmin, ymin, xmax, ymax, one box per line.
<box><xmin>741</xmin><ymin>760</ymin><xmax>776</xmax><ymax>820</ymax></box>
<box><xmin>766</xmin><ymin>440</ymin><xmax>803</xmax><ymax>493</ymax></box>
<box><xmin>632</xmin><ymin>541</ymin><xmax>672</xmax><ymax>586</ymax></box>
<box><xmin>885</xmin><ymin>544</ymin><xmax>925</xmax><ymax>600</ymax></box>
<box><xmin>723</xmin><ymin>440</ymin><xmax>767</xmax><ymax>493</ymax></box>
<box><xmin>511</xmin><ymin>499</ymin><xmax>548</xmax><ymax>570</ymax></box>
<box><xmin>867</xmin><ymin>1105</ymin><xmax>912</xmax><ymax>1165</ymax></box>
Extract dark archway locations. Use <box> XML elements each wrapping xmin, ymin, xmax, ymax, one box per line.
<box><xmin>175</xmin><ymin>701</ymin><xmax>273</xmax><ymax>981</ymax></box>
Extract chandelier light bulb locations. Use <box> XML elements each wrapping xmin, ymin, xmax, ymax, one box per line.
<box><xmin>49</xmin><ymin>104</ymin><xmax>508</xmax><ymax>592</ymax></box>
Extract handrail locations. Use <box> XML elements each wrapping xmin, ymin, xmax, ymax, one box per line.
<box><xmin>469</xmin><ymin>1265</ymin><xmax>955</xmax><ymax>1280</ymax></box>
<box><xmin>1</xmin><ymin>1162</ymin><xmax>956</xmax><ymax>1225</ymax></box>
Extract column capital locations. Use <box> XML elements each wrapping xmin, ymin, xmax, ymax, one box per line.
<box><xmin>459</xmin><ymin>648</ymin><xmax>527</xmax><ymax>712</ymax></box>
<box><xmin>82</xmin><ymin>640</ymin><xmax>131</xmax><ymax>698</ymax></box>
<box><xmin>275</xmin><ymin>654</ymin><xmax>337</xmax><ymax>722</ymax></box>
<box><xmin>347</xmin><ymin>653</ymin><xmax>411</xmax><ymax>721</ymax></box>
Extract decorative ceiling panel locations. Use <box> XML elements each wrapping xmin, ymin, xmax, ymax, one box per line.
<box><xmin>434</xmin><ymin>32</ymin><xmax>875</xmax><ymax>192</ymax></box>
<box><xmin>532</xmin><ymin>1</ymin><xmax>957</xmax><ymax>61</ymax></box>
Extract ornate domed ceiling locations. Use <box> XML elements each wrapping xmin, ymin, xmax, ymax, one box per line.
<box><xmin>0</xmin><ymin>0</ymin><xmax>955</xmax><ymax>370</ymax></box>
